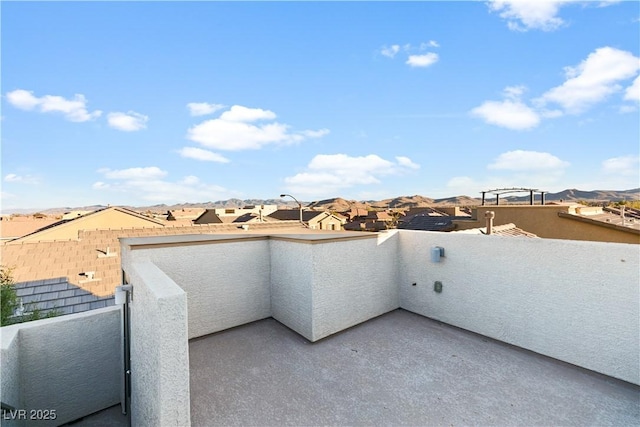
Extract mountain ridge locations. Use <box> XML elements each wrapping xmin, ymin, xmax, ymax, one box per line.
<box><xmin>3</xmin><ymin>188</ymin><xmax>638</xmax><ymax>215</ymax></box>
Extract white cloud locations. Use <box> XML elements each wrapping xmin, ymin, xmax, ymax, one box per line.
<box><xmin>537</xmin><ymin>47</ymin><xmax>640</xmax><ymax>114</ymax></box>
<box><xmin>5</xmin><ymin>89</ymin><xmax>102</xmax><ymax>122</ymax></box>
<box><xmin>97</xmin><ymin>167</ymin><xmax>167</xmax><ymax>180</ymax></box>
<box><xmin>380</xmin><ymin>44</ymin><xmax>400</xmax><ymax>58</ymax></box>
<box><xmin>396</xmin><ymin>156</ymin><xmax>420</xmax><ymax>170</ymax></box>
<box><xmin>380</xmin><ymin>42</ymin><xmax>440</xmax><ymax>65</ymax></box>
<box><xmin>602</xmin><ymin>155</ymin><xmax>639</xmax><ymax>176</ymax></box>
<box><xmin>446</xmin><ymin>176</ymin><xmax>486</xmax><ymax>196</ymax></box>
<box><xmin>406</xmin><ymin>53</ymin><xmax>439</xmax><ymax>68</ymax></box>
<box><xmin>107</xmin><ymin>111</ymin><xmax>149</xmax><ymax>131</ymax></box>
<box><xmin>187</xmin><ymin>105</ymin><xmax>329</xmax><ymax>151</ymax></box>
<box><xmin>178</xmin><ymin>147</ymin><xmax>230</xmax><ymax>163</ymax></box>
<box><xmin>179</xmin><ymin>175</ymin><xmax>200</xmax><ymax>186</ymax></box>
<box><xmin>92</xmin><ymin>181</ymin><xmax>110</xmax><ymax>190</ymax></box>
<box><xmin>6</xmin><ymin>89</ymin><xmax>40</xmax><ymax>110</ymax></box>
<box><xmin>187</xmin><ymin>102</ymin><xmax>226</xmax><ymax>117</ymax></box>
<box><xmin>94</xmin><ymin>167</ymin><xmax>231</xmax><ymax>203</ymax></box>
<box><xmin>447</xmin><ymin>151</ymin><xmax>571</xmax><ymax>196</ymax></box>
<box><xmin>624</xmin><ymin>75</ymin><xmax>640</xmax><ymax>102</ymax></box>
<box><xmin>4</xmin><ymin>173</ymin><xmax>39</xmax><ymax>184</ymax></box>
<box><xmin>300</xmin><ymin>129</ymin><xmax>330</xmax><ymax>138</ymax></box>
<box><xmin>487</xmin><ymin>0</ymin><xmax>574</xmax><ymax>31</ymax></box>
<box><xmin>219</xmin><ymin>105</ymin><xmax>277</xmax><ymax>122</ymax></box>
<box><xmin>503</xmin><ymin>85</ymin><xmax>527</xmax><ymax>100</ymax></box>
<box><xmin>488</xmin><ymin>150</ymin><xmax>570</xmax><ymax>171</ymax></box>
<box><xmin>283</xmin><ymin>153</ymin><xmax>420</xmax><ymax>197</ymax></box>
<box><xmin>472</xmin><ymin>47</ymin><xmax>639</xmax><ymax>130</ymax></box>
<box><xmin>471</xmin><ymin>99</ymin><xmax>541</xmax><ymax>130</ymax></box>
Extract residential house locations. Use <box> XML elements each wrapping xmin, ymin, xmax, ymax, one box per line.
<box><xmin>398</xmin><ymin>213</ymin><xmax>458</xmax><ymax>232</ymax></box>
<box><xmin>268</xmin><ymin>209</ymin><xmax>346</xmax><ymax>230</ymax></box>
<box><xmin>212</xmin><ymin>204</ymin><xmax>278</xmax><ymax>219</ymax></box>
<box><xmin>0</xmin><ymin>217</ymin><xmax>305</xmax><ymax>297</ymax></box>
<box><xmin>0</xmin><ymin>215</ymin><xmax>60</xmax><ymax>242</ymax></box>
<box><xmin>7</xmin><ymin>206</ymin><xmax>164</xmax><ymax>243</ymax></box>
<box><xmin>166</xmin><ymin>208</ymin><xmax>206</xmax><ymax>221</ymax></box>
<box><xmin>453</xmin><ymin>204</ymin><xmax>640</xmax><ymax>244</ymax></box>
<box><xmin>193</xmin><ymin>208</ymin><xmax>279</xmax><ymax>225</ymax></box>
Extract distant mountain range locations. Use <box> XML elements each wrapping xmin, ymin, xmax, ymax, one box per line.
<box><xmin>3</xmin><ymin>188</ymin><xmax>638</xmax><ymax>215</ymax></box>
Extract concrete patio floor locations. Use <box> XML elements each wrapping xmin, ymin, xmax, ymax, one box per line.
<box><xmin>190</xmin><ymin>309</ymin><xmax>639</xmax><ymax>426</ymax></box>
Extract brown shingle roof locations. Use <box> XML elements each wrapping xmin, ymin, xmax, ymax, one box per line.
<box><xmin>1</xmin><ymin>221</ymin><xmax>310</xmax><ymax>297</ymax></box>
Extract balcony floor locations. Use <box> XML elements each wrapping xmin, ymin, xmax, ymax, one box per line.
<box><xmin>190</xmin><ymin>309</ymin><xmax>639</xmax><ymax>426</ymax></box>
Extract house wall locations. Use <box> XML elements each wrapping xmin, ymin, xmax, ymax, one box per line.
<box><xmin>0</xmin><ymin>307</ymin><xmax>121</xmax><ymax>426</ymax></box>
<box><xmin>126</xmin><ymin>237</ymin><xmax>272</xmax><ymax>339</ymax></box>
<box><xmin>123</xmin><ymin>259</ymin><xmax>190</xmax><ymax>427</ymax></box>
<box><xmin>398</xmin><ymin>230</ymin><xmax>640</xmax><ymax>385</ymax></box>
<box><xmin>316</xmin><ymin>216</ymin><xmax>344</xmax><ymax>231</ymax></box>
<box><xmin>454</xmin><ymin>205</ymin><xmax>638</xmax><ymax>244</ymax></box>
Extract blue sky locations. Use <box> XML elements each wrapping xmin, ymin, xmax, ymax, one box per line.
<box><xmin>2</xmin><ymin>1</ymin><xmax>639</xmax><ymax>210</ymax></box>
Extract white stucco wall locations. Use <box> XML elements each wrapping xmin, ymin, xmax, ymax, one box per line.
<box><xmin>0</xmin><ymin>307</ymin><xmax>121</xmax><ymax>426</ymax></box>
<box><xmin>269</xmin><ymin>233</ymin><xmax>398</xmax><ymax>342</ymax></box>
<box><xmin>1</xmin><ymin>326</ymin><xmax>22</xmax><ymax>427</ymax></box>
<box><xmin>398</xmin><ymin>231</ymin><xmax>640</xmax><ymax>385</ymax></box>
<box><xmin>124</xmin><ymin>237</ymin><xmax>271</xmax><ymax>339</ymax></box>
<box><xmin>309</xmin><ymin>232</ymin><xmax>400</xmax><ymax>341</ymax></box>
<box><xmin>125</xmin><ymin>260</ymin><xmax>190</xmax><ymax>427</ymax></box>
<box><xmin>270</xmin><ymin>240</ymin><xmax>314</xmax><ymax>339</ymax></box>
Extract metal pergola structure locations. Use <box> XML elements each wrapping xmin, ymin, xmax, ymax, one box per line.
<box><xmin>481</xmin><ymin>187</ymin><xmax>546</xmax><ymax>206</ymax></box>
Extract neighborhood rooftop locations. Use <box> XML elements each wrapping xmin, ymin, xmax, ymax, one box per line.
<box><xmin>2</xmin><ymin>229</ymin><xmax>636</xmax><ymax>426</ymax></box>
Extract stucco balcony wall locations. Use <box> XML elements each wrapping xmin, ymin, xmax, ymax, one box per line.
<box><xmin>0</xmin><ymin>306</ymin><xmax>121</xmax><ymax>427</ymax></box>
<box><xmin>122</xmin><ymin>235</ymin><xmax>271</xmax><ymax>339</ymax></box>
<box><xmin>122</xmin><ymin>259</ymin><xmax>190</xmax><ymax>427</ymax></box>
<box><xmin>270</xmin><ymin>232</ymin><xmax>399</xmax><ymax>341</ymax></box>
<box><xmin>398</xmin><ymin>230</ymin><xmax>640</xmax><ymax>385</ymax></box>
<box><xmin>117</xmin><ymin>231</ymin><xmax>640</xmax><ymax>426</ymax></box>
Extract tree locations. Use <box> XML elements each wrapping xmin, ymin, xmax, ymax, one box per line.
<box><xmin>1</xmin><ymin>267</ymin><xmax>19</xmax><ymax>326</ymax></box>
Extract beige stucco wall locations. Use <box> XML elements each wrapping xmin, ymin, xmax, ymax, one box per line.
<box><xmin>454</xmin><ymin>205</ymin><xmax>639</xmax><ymax>244</ymax></box>
<box><xmin>17</xmin><ymin>209</ymin><xmax>163</xmax><ymax>242</ymax></box>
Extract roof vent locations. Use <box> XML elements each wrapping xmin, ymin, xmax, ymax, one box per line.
<box><xmin>97</xmin><ymin>247</ymin><xmax>116</xmax><ymax>258</ymax></box>
<box><xmin>80</xmin><ymin>271</ymin><xmax>95</xmax><ymax>280</ymax></box>
<box><xmin>79</xmin><ymin>271</ymin><xmax>101</xmax><ymax>283</ymax></box>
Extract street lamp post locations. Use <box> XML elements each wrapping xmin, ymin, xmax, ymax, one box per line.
<box><xmin>280</xmin><ymin>193</ymin><xmax>304</xmax><ymax>225</ymax></box>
